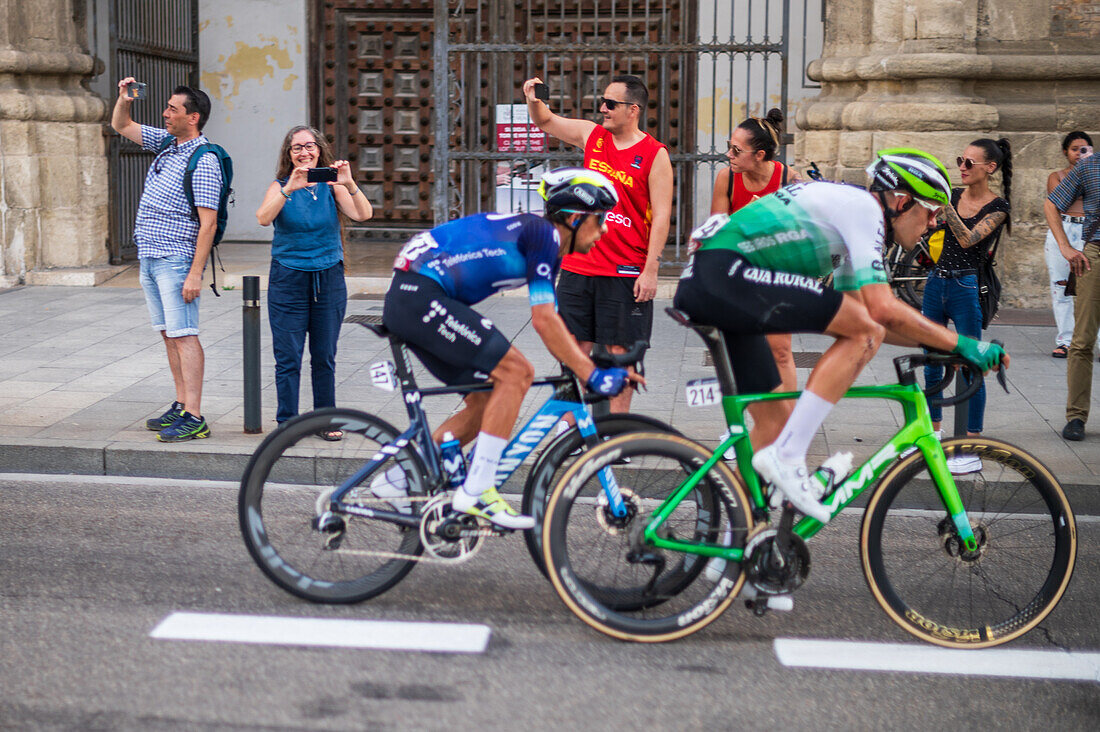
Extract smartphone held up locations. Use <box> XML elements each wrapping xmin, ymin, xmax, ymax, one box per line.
<box><xmin>307</xmin><ymin>167</ymin><xmax>338</xmax><ymax>183</ymax></box>
<box><xmin>126</xmin><ymin>81</ymin><xmax>147</xmax><ymax>100</ymax></box>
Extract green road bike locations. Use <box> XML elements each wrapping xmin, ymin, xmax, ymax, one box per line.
<box><xmin>541</xmin><ymin>308</ymin><xmax>1077</xmax><ymax>647</ymax></box>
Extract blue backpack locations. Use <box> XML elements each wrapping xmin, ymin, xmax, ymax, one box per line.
<box><xmin>156</xmin><ymin>137</ymin><xmax>234</xmax><ymax>294</ymax></box>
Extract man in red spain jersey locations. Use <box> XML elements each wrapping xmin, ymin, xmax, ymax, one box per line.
<box><xmin>524</xmin><ymin>75</ymin><xmax>674</xmax><ymax>414</ymax></box>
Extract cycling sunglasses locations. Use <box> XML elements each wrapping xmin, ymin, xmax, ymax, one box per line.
<box><xmin>598</xmin><ymin>97</ymin><xmax>636</xmax><ymax>111</ymax></box>
<box><xmin>564</xmin><ymin>210</ymin><xmax>609</xmax><ymax>226</ymax></box>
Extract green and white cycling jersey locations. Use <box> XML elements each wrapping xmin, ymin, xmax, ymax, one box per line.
<box><xmin>689</xmin><ymin>181</ymin><xmax>888</xmax><ymax>291</ymax></box>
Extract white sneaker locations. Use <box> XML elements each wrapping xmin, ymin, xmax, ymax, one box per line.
<box><xmin>369</xmin><ymin>466</ymin><xmax>411</xmax><ymax>513</ymax></box>
<box><xmin>947</xmin><ymin>453</ymin><xmax>983</xmax><ymax>475</ymax></box>
<box><xmin>751</xmin><ymin>445</ymin><xmax>832</xmax><ymax>524</ymax></box>
<box><xmin>451</xmin><ymin>486</ymin><xmax>535</xmax><ymax>531</ymax></box>
<box><xmin>901</xmin><ymin>429</ymin><xmax>942</xmax><ymax>458</ymax></box>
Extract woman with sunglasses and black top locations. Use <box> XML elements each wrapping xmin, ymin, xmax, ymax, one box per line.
<box><xmin>1045</xmin><ymin>132</ymin><xmax>1095</xmax><ymax>358</ymax></box>
<box><xmin>922</xmin><ymin>138</ymin><xmax>1012</xmax><ymax>473</ymax></box>
<box><xmin>709</xmin><ymin>108</ymin><xmax>801</xmax><ymax>446</ymax></box>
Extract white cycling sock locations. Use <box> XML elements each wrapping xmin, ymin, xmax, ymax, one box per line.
<box><xmin>775</xmin><ymin>390</ymin><xmax>834</xmax><ymax>463</ymax></box>
<box><xmin>461</xmin><ymin>432</ymin><xmax>508</xmax><ymax>497</ymax></box>
<box><xmin>370</xmin><ymin>465</ymin><xmax>408</xmax><ymax>493</ymax></box>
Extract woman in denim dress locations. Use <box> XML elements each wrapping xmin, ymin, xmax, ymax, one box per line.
<box><xmin>256</xmin><ymin>126</ymin><xmax>373</xmax><ymax>438</ymax></box>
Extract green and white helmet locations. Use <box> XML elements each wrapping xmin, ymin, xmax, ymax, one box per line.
<box><xmin>866</xmin><ymin>148</ymin><xmax>952</xmax><ymax>209</ymax></box>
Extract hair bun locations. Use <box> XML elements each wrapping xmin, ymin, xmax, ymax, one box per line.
<box><xmin>765</xmin><ymin>107</ymin><xmax>785</xmax><ymax>127</ymax></box>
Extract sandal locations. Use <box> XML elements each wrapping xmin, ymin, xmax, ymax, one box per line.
<box><xmin>317</xmin><ymin>428</ymin><xmax>344</xmax><ymax>442</ymax></box>
<box><xmin>1052</xmin><ymin>345</ymin><xmax>1069</xmax><ymax>359</ymax></box>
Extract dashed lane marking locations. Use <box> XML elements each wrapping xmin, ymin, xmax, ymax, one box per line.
<box><xmin>151</xmin><ymin>612</ymin><xmax>491</xmax><ymax>654</ymax></box>
<box><xmin>774</xmin><ymin>639</ymin><xmax>1100</xmax><ymax>682</ymax></box>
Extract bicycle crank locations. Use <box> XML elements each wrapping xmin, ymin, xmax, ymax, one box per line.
<box><xmin>418</xmin><ymin>494</ymin><xmax>490</xmax><ymax>563</ymax></box>
<box><xmin>743</xmin><ymin>528</ymin><xmax>811</xmax><ymax>596</ymax></box>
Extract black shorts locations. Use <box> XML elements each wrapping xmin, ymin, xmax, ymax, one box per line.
<box><xmin>557</xmin><ymin>270</ymin><xmax>653</xmax><ymax>347</ymax></box>
<box><xmin>382</xmin><ymin>271</ymin><xmax>512</xmax><ymax>385</ymax></box>
<box><xmin>673</xmin><ymin>249</ymin><xmax>843</xmax><ymax>395</ymax></box>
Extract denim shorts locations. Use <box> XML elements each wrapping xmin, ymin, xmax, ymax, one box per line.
<box><xmin>139</xmin><ymin>255</ymin><xmax>200</xmax><ymax>337</ymax></box>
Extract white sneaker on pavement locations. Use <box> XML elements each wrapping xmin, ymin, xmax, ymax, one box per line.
<box><xmin>751</xmin><ymin>445</ymin><xmax>832</xmax><ymax>524</ymax></box>
<box><xmin>947</xmin><ymin>453</ymin><xmax>983</xmax><ymax>475</ymax></box>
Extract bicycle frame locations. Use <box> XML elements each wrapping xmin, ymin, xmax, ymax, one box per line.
<box><xmin>330</xmin><ymin>334</ymin><xmax>628</xmax><ymax>524</ymax></box>
<box><xmin>640</xmin><ymin>381</ymin><xmax>978</xmax><ymax>563</ymax></box>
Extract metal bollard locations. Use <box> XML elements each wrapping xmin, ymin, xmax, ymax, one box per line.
<box><xmin>952</xmin><ymin>369</ymin><xmax>969</xmax><ymax>438</ymax></box>
<box><xmin>243</xmin><ymin>275</ymin><xmax>262</xmax><ymax>434</ymax></box>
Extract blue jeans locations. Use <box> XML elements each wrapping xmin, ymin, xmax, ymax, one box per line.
<box><xmin>922</xmin><ymin>273</ymin><xmax>985</xmax><ymax>433</ymax></box>
<box><xmin>268</xmin><ymin>260</ymin><xmax>347</xmax><ymax>424</ymax></box>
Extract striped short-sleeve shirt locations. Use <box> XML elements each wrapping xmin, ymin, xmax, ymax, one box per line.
<box><xmin>1048</xmin><ymin>155</ymin><xmax>1100</xmax><ymax>243</ymax></box>
<box><xmin>133</xmin><ymin>126</ymin><xmax>223</xmax><ymax>259</ymax></box>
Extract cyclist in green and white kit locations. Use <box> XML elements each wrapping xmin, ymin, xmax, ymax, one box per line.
<box><xmin>674</xmin><ymin>149</ymin><xmax>1009</xmax><ymax>522</ymax></box>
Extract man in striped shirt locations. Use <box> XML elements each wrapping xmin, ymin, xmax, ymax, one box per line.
<box><xmin>112</xmin><ymin>77</ymin><xmax>222</xmax><ymax>442</ymax></box>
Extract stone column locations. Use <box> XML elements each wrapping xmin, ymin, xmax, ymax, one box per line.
<box><xmin>796</xmin><ymin>0</ymin><xmax>1100</xmax><ymax>306</ymax></box>
<box><xmin>0</xmin><ymin>0</ymin><xmax>111</xmax><ymax>287</ymax></box>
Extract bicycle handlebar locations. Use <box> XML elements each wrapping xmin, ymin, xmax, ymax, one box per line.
<box><xmin>591</xmin><ymin>340</ymin><xmax>648</xmax><ymax>369</ymax></box>
<box><xmin>895</xmin><ymin>339</ymin><xmax>1008</xmax><ymax>409</ymax></box>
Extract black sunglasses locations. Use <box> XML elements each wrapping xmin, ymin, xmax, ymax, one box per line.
<box><xmin>956</xmin><ymin>156</ymin><xmax>987</xmax><ymax>170</ymax></box>
<box><xmin>598</xmin><ymin>97</ymin><xmax>636</xmax><ymax>111</ymax></box>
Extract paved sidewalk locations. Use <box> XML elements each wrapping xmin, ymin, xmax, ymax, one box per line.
<box><xmin>0</xmin><ymin>243</ymin><xmax>1097</xmax><ymax>487</ymax></box>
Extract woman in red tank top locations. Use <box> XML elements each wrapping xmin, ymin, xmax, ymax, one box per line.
<box><xmin>709</xmin><ymin>109</ymin><xmax>801</xmax><ymax>447</ymax></box>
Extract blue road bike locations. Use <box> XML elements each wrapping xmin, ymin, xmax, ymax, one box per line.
<box><xmin>239</xmin><ymin>315</ymin><xmax>676</xmax><ymax>604</ymax></box>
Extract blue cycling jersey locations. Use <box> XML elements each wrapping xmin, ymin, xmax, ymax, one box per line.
<box><xmin>394</xmin><ymin>213</ymin><xmax>561</xmax><ymax>307</ymax></box>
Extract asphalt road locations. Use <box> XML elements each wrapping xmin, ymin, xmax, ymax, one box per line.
<box><xmin>2</xmin><ymin>474</ymin><xmax>1098</xmax><ymax>730</ymax></box>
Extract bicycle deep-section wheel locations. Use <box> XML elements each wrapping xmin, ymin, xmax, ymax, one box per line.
<box><xmin>239</xmin><ymin>407</ymin><xmax>429</xmax><ymax>604</ymax></box>
<box><xmin>520</xmin><ymin>413</ymin><xmax>678</xmax><ymax>576</ymax></box>
<box><xmin>861</xmin><ymin>437</ymin><xmax>1076</xmax><ymax>648</ymax></box>
<box><xmin>542</xmin><ymin>432</ymin><xmax>753</xmax><ymax>642</ymax></box>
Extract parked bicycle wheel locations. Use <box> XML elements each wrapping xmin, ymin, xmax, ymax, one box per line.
<box><xmin>892</xmin><ymin>241</ymin><xmax>934</xmax><ymax>309</ymax></box>
<box><xmin>543</xmin><ymin>433</ymin><xmax>753</xmax><ymax>641</ymax></box>
<box><xmin>239</xmin><ymin>407</ymin><xmax>429</xmax><ymax>604</ymax></box>
<box><xmin>862</xmin><ymin>437</ymin><xmax>1076</xmax><ymax>648</ymax></box>
<box><xmin>521</xmin><ymin>413</ymin><xmax>678</xmax><ymax>575</ymax></box>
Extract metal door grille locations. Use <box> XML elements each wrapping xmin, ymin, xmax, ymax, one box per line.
<box><xmin>317</xmin><ymin>0</ymin><xmax>792</xmax><ymax>256</ymax></box>
<box><xmin>107</xmin><ymin>0</ymin><xmax>199</xmax><ymax>263</ymax></box>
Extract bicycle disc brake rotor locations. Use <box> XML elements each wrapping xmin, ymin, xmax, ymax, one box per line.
<box><xmin>419</xmin><ymin>494</ymin><xmax>484</xmax><ymax>563</ymax></box>
<box><xmin>595</xmin><ymin>487</ymin><xmax>638</xmax><ymax>535</ymax></box>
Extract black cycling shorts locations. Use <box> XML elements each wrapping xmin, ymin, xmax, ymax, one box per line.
<box><xmin>383</xmin><ymin>270</ymin><xmax>512</xmax><ymax>385</ymax></box>
<box><xmin>673</xmin><ymin>249</ymin><xmax>843</xmax><ymax>395</ymax></box>
<box><xmin>557</xmin><ymin>270</ymin><xmax>653</xmax><ymax>348</ymax></box>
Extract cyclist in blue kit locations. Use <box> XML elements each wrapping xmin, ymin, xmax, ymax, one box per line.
<box><xmin>375</xmin><ymin>168</ymin><xmax>642</xmax><ymax>529</ymax></box>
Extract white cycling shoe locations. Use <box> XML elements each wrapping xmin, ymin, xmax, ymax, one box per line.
<box><xmin>451</xmin><ymin>486</ymin><xmax>535</xmax><ymax>531</ymax></box>
<box><xmin>751</xmin><ymin>445</ymin><xmax>832</xmax><ymax>524</ymax></box>
<box><xmin>369</xmin><ymin>466</ymin><xmax>411</xmax><ymax>514</ymax></box>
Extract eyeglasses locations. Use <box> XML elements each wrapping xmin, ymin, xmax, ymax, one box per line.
<box><xmin>598</xmin><ymin>97</ymin><xmax>636</xmax><ymax>111</ymax></box>
<box><xmin>913</xmin><ymin>197</ymin><xmax>942</xmax><ymax>213</ymax></box>
<box><xmin>956</xmin><ymin>156</ymin><xmax>986</xmax><ymax>170</ymax></box>
<box><xmin>593</xmin><ymin>211</ymin><xmax>608</xmax><ymax>226</ymax></box>
<box><xmin>726</xmin><ymin>142</ymin><xmax>748</xmax><ymax>156</ymax></box>
<box><xmin>290</xmin><ymin>142</ymin><xmax>319</xmax><ymax>154</ymax></box>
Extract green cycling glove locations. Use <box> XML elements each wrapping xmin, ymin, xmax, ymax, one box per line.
<box><xmin>953</xmin><ymin>335</ymin><xmax>1006</xmax><ymax>372</ymax></box>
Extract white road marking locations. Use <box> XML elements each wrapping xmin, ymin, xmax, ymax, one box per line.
<box><xmin>774</xmin><ymin>639</ymin><xmax>1100</xmax><ymax>682</ymax></box>
<box><xmin>151</xmin><ymin>612</ymin><xmax>491</xmax><ymax>654</ymax></box>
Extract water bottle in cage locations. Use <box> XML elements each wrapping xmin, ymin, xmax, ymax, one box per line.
<box><xmin>440</xmin><ymin>432</ymin><xmax>467</xmax><ymax>490</ymax></box>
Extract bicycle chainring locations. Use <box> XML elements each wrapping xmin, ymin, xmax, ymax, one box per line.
<box><xmin>418</xmin><ymin>495</ymin><xmax>484</xmax><ymax>563</ymax></box>
<box><xmin>743</xmin><ymin>529</ymin><xmax>811</xmax><ymax>594</ymax></box>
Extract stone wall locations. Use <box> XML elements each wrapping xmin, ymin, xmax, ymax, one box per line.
<box><xmin>796</xmin><ymin>0</ymin><xmax>1100</xmax><ymax>307</ymax></box>
<box><xmin>0</xmin><ymin>0</ymin><xmax>108</xmax><ymax>286</ymax></box>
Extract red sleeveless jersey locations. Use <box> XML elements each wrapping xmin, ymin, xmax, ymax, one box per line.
<box><xmin>728</xmin><ymin>162</ymin><xmax>787</xmax><ymax>213</ymax></box>
<box><xmin>562</xmin><ymin>126</ymin><xmax>667</xmax><ymax>277</ymax></box>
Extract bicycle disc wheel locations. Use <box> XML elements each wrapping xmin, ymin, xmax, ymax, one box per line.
<box><xmin>543</xmin><ymin>433</ymin><xmax>753</xmax><ymax>642</ymax></box>
<box><xmin>862</xmin><ymin>437</ymin><xmax>1076</xmax><ymax>648</ymax></box>
<box><xmin>239</xmin><ymin>407</ymin><xmax>428</xmax><ymax>604</ymax></box>
<box><xmin>895</xmin><ymin>243</ymin><xmax>933</xmax><ymax>309</ymax></box>
<box><xmin>521</xmin><ymin>413</ymin><xmax>678</xmax><ymax>575</ymax></box>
